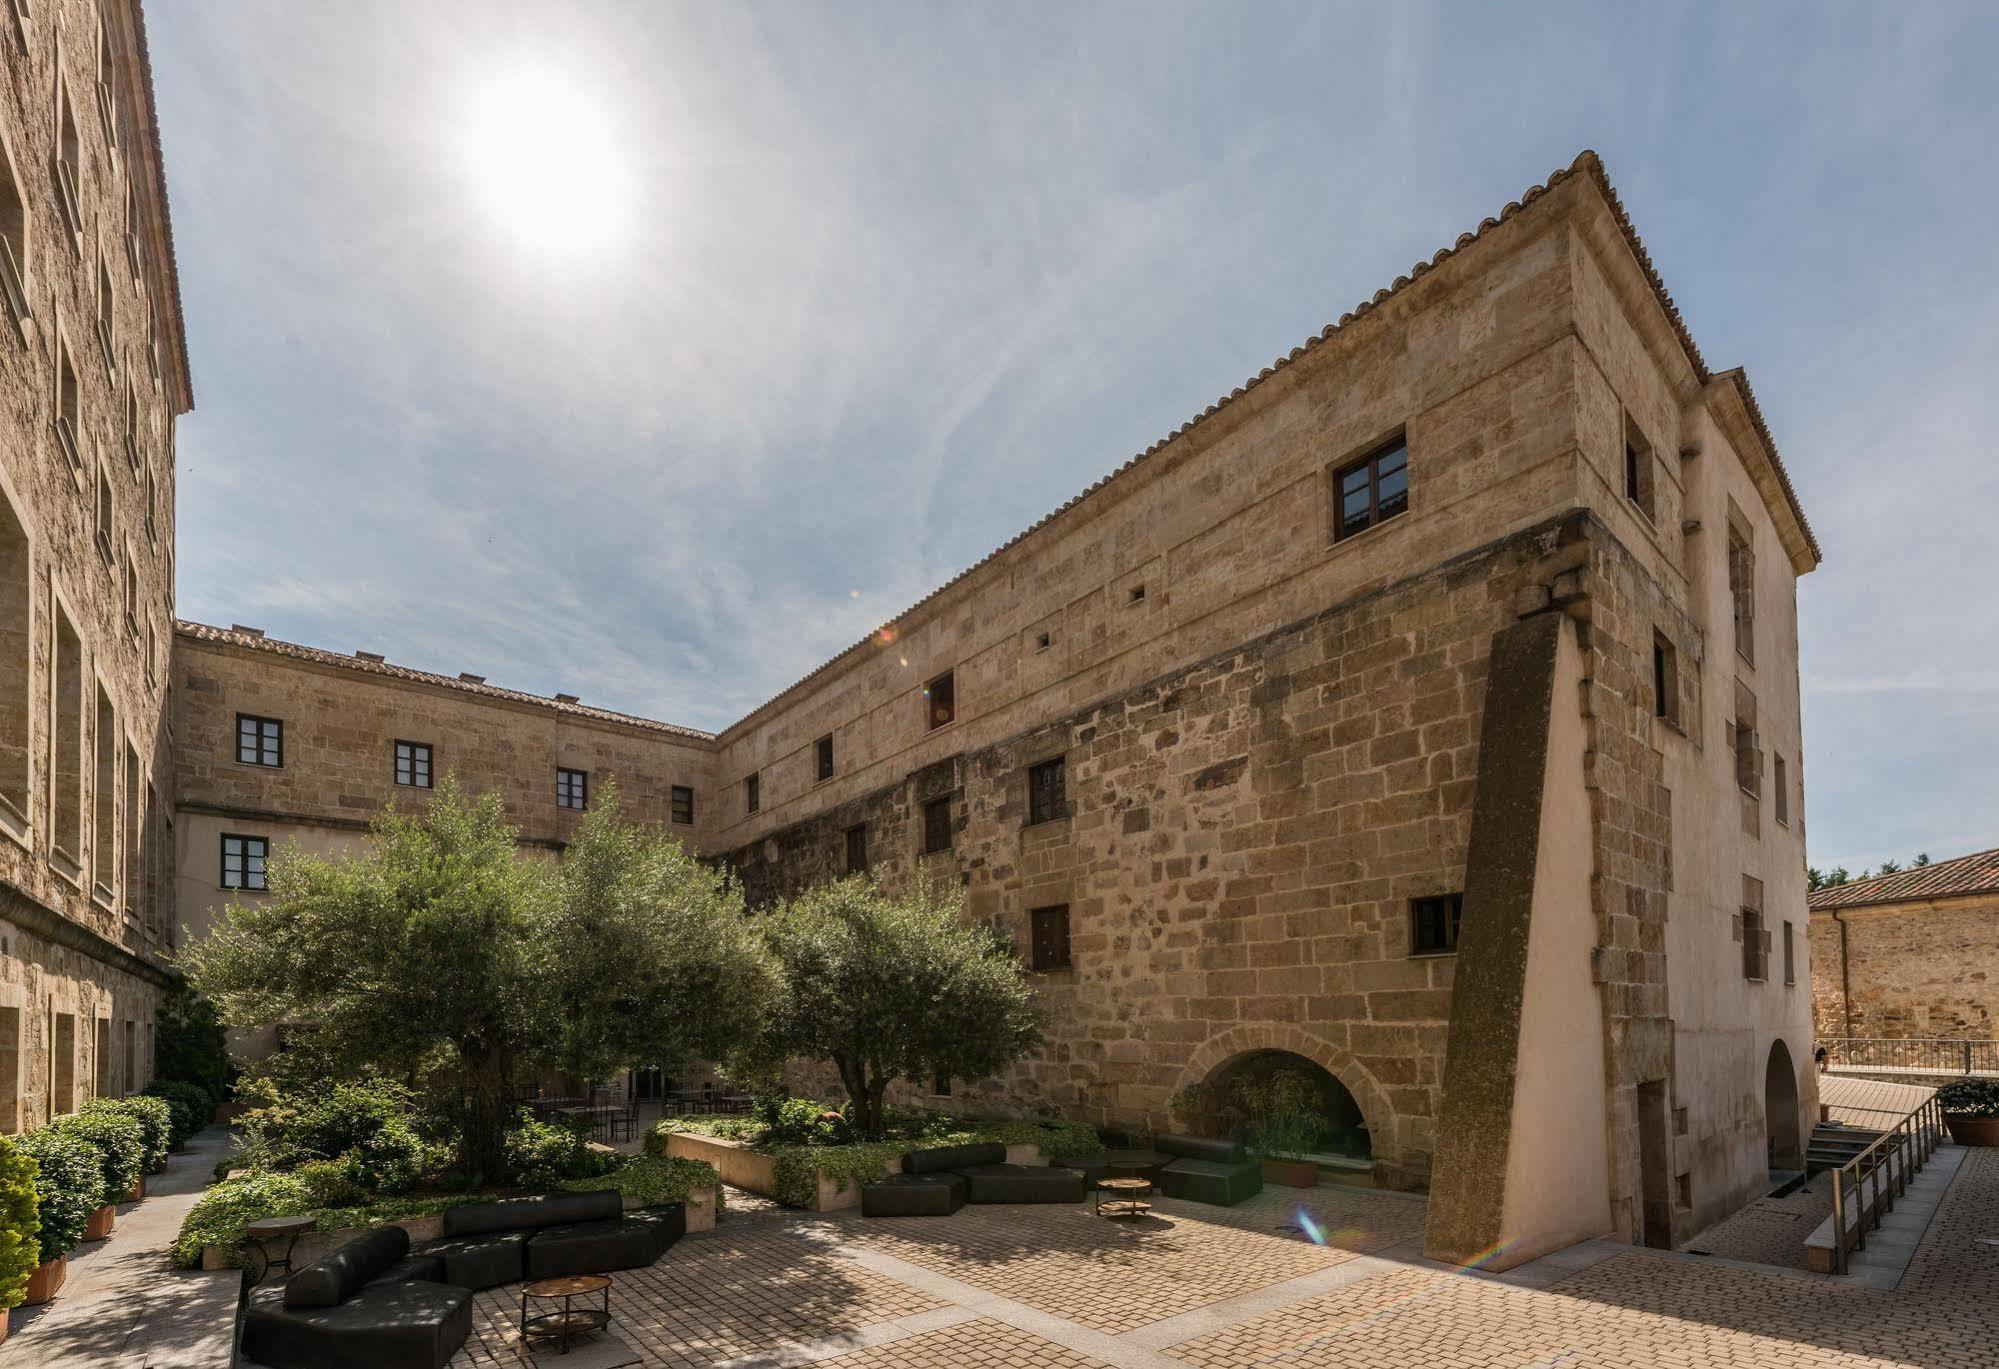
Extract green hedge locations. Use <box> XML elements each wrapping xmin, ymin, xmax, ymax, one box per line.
<box><xmin>16</xmin><ymin>1129</ymin><xmax>101</xmax><ymax>1265</ymax></box>
<box><xmin>562</xmin><ymin>1156</ymin><xmax>723</xmax><ymax>1212</ymax></box>
<box><xmin>171</xmin><ymin>1173</ymin><xmax>510</xmax><ymax>1270</ymax></box>
<box><xmin>0</xmin><ymin>1136</ymin><xmax>40</xmax><ymax>1306</ymax></box>
<box><xmin>83</xmin><ymin>1096</ymin><xmax>173</xmax><ymax>1174</ymax></box>
<box><xmin>1938</xmin><ymin>1078</ymin><xmax>1999</xmax><ymax>1118</ymax></box>
<box><xmin>50</xmin><ymin>1108</ymin><xmax>145</xmax><ymax>1206</ymax></box>
<box><xmin>144</xmin><ymin>1080</ymin><xmax>216</xmax><ymax>1148</ymax></box>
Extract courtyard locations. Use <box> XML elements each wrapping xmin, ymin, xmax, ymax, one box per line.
<box><xmin>432</xmin><ymin>1152</ymin><xmax>1999</xmax><ymax>1369</ymax></box>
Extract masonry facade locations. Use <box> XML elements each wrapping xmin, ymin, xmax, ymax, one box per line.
<box><xmin>1808</xmin><ymin>850</ymin><xmax>1999</xmax><ymax>1040</ymax></box>
<box><xmin>0</xmin><ymin>0</ymin><xmax>191</xmax><ymax>1132</ymax></box>
<box><xmin>161</xmin><ymin>156</ymin><xmax>1820</xmax><ymax>1267</ymax></box>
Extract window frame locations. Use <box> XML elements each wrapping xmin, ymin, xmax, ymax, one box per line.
<box><xmin>1029</xmin><ymin>904</ymin><xmax>1072</xmax><ymax>972</ymax></box>
<box><xmin>843</xmin><ymin>822</ymin><xmax>867</xmax><ymax>874</ymax></box>
<box><xmin>670</xmin><ymin>785</ymin><xmax>694</xmax><ymax>825</ymax></box>
<box><xmin>556</xmin><ymin>766</ymin><xmax>588</xmax><ymax>811</ymax></box>
<box><xmin>1651</xmin><ymin>632</ymin><xmax>1678</xmax><ymax>725</ymax></box>
<box><xmin>1410</xmin><ymin>892</ymin><xmax>1464</xmax><ymax>956</ymax></box>
<box><xmin>922</xmin><ymin>795</ymin><xmax>952</xmax><ymax>856</ymax></box>
<box><xmin>219</xmin><ymin>832</ymin><xmax>268</xmax><ymax>892</ymax></box>
<box><xmin>235</xmin><ymin>713</ymin><xmax>282</xmax><ymax>768</ymax></box>
<box><xmin>745</xmin><ymin>772</ymin><xmax>759</xmax><ymax>815</ymax></box>
<box><xmin>924</xmin><ymin>670</ymin><xmax>955</xmax><ymax>731</ymax></box>
<box><xmin>1026</xmin><ymin>755</ymin><xmax>1066</xmax><ymax>827</ymax></box>
<box><xmin>393</xmin><ymin>739</ymin><xmax>433</xmax><ymax>789</ymax></box>
<box><xmin>815</xmin><ymin>734</ymin><xmax>834</xmax><ymax>783</ymax></box>
<box><xmin>1331</xmin><ymin>434</ymin><xmax>1410</xmax><ymax>544</ymax></box>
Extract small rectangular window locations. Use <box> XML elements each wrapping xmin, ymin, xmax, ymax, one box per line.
<box><xmin>1332</xmin><ymin>436</ymin><xmax>1410</xmax><ymax>542</ymax></box>
<box><xmin>1741</xmin><ymin>909</ymin><xmax>1768</xmax><ymax>981</ymax></box>
<box><xmin>220</xmin><ymin>833</ymin><xmax>268</xmax><ymax>891</ymax></box>
<box><xmin>925</xmin><ymin>670</ymin><xmax>955</xmax><ymax>730</ymax></box>
<box><xmin>53</xmin><ymin>329</ymin><xmax>80</xmax><ymax>469</ymax></box>
<box><xmin>1783</xmin><ymin>920</ymin><xmax>1796</xmax><ymax>986</ymax></box>
<box><xmin>1728</xmin><ymin>523</ymin><xmax>1755</xmax><ymax>665</ymax></box>
<box><xmin>556</xmin><ymin>767</ymin><xmax>588</xmax><ymax>810</ymax></box>
<box><xmin>235</xmin><ymin>713</ymin><xmax>282</xmax><ymax>767</ymax></box>
<box><xmin>745</xmin><ymin>773</ymin><xmax>760</xmax><ymax>814</ymax></box>
<box><xmin>1774</xmin><ymin>755</ymin><xmax>1789</xmax><ymax>826</ymax></box>
<box><xmin>394</xmin><ymin>740</ymin><xmax>433</xmax><ymax>788</ymax></box>
<box><xmin>844</xmin><ymin>823</ymin><xmax>867</xmax><ymax>873</ymax></box>
<box><xmin>1127</xmin><ymin>583</ymin><xmax>1146</xmax><ymax>605</ymax></box>
<box><xmin>1030</xmin><ymin>905</ymin><xmax>1071</xmax><ymax>971</ymax></box>
<box><xmin>1411</xmin><ymin>893</ymin><xmax>1464</xmax><ymax>955</ymax></box>
<box><xmin>1652</xmin><ymin>633</ymin><xmax>1677</xmax><ymax>723</ymax></box>
<box><xmin>671</xmin><ymin>785</ymin><xmax>694</xmax><ymax>825</ymax></box>
<box><xmin>932</xmin><ymin>1072</ymin><xmax>951</xmax><ymax>1097</ymax></box>
<box><xmin>816</xmin><ymin>734</ymin><xmax>835</xmax><ymax>782</ymax></box>
<box><xmin>1623</xmin><ymin>416</ymin><xmax>1655</xmax><ymax>522</ymax></box>
<box><xmin>923</xmin><ymin>796</ymin><xmax>952</xmax><ymax>855</ymax></box>
<box><xmin>1035</xmin><ymin>630</ymin><xmax>1053</xmax><ymax>653</ymax></box>
<box><xmin>1027</xmin><ymin>756</ymin><xmax>1066</xmax><ymax>826</ymax></box>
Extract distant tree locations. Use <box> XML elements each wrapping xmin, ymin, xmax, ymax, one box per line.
<box><xmin>1877</xmin><ymin>859</ymin><xmax>1903</xmax><ymax>875</ymax></box>
<box><xmin>1914</xmin><ymin>852</ymin><xmax>1932</xmax><ymax>867</ymax></box>
<box><xmin>1807</xmin><ymin>866</ymin><xmax>1826</xmax><ymax>892</ymax></box>
<box><xmin>752</xmin><ymin>878</ymin><xmax>1043</xmax><ymax>1136</ymax></box>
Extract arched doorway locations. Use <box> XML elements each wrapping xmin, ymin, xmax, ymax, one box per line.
<box><xmin>1764</xmin><ymin>1039</ymin><xmax>1802</xmax><ymax>1174</ymax></box>
<box><xmin>1186</xmin><ymin>1049</ymin><xmax>1371</xmax><ymax>1160</ymax></box>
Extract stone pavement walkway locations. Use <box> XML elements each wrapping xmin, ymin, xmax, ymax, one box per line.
<box><xmin>0</xmin><ymin>1126</ymin><xmax>240</xmax><ymax>1369</ymax></box>
<box><xmin>445</xmin><ymin>1147</ymin><xmax>1999</xmax><ymax>1369</ymax></box>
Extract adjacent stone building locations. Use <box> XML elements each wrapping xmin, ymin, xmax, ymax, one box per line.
<box><xmin>0</xmin><ymin>0</ymin><xmax>191</xmax><ymax>1130</ymax></box>
<box><xmin>1809</xmin><ymin>848</ymin><xmax>1999</xmax><ymax>1041</ymax></box>
<box><xmin>168</xmin><ymin>151</ymin><xmax>1824</xmax><ymax>1269</ymax></box>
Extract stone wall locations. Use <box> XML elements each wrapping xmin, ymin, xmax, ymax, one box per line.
<box><xmin>1810</xmin><ymin>898</ymin><xmax>1999</xmax><ymax>1040</ymax></box>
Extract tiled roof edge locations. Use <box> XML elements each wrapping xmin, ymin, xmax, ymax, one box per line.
<box><xmin>129</xmin><ymin>0</ymin><xmax>195</xmax><ymax>411</ymax></box>
<box><xmin>174</xmin><ymin>619</ymin><xmax>716</xmax><ymax>742</ymax></box>
<box><xmin>1807</xmin><ymin>847</ymin><xmax>1999</xmax><ymax>911</ymax></box>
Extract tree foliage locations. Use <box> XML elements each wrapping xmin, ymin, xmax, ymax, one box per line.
<box><xmin>1808</xmin><ymin>852</ymin><xmax>1936</xmax><ymax>892</ymax></box>
<box><xmin>0</xmin><ymin>1136</ymin><xmax>38</xmax><ymax>1306</ymax></box>
<box><xmin>752</xmin><ymin>877</ymin><xmax>1042</xmax><ymax>1136</ymax></box>
<box><xmin>15</xmin><ymin>1129</ymin><xmax>100</xmax><ymax>1265</ymax></box>
<box><xmin>154</xmin><ymin>982</ymin><xmax>236</xmax><ymax>1107</ymax></box>
<box><xmin>182</xmin><ymin>778</ymin><xmax>769</xmax><ymax>1183</ymax></box>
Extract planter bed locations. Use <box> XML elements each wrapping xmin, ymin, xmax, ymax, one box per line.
<box><xmin>662</xmin><ymin>1128</ymin><xmax>1067</xmax><ymax>1211</ymax></box>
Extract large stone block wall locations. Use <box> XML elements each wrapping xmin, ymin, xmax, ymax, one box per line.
<box><xmin>731</xmin><ymin>515</ymin><xmax>1612</xmax><ymax>1189</ymax></box>
<box><xmin>1810</xmin><ymin>899</ymin><xmax>1999</xmax><ymax>1039</ymax></box>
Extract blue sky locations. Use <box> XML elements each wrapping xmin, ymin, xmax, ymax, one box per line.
<box><xmin>148</xmin><ymin>2</ymin><xmax>1999</xmax><ymax>872</ymax></box>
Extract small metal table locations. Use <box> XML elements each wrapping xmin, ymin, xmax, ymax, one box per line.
<box><xmin>1095</xmin><ymin>1175</ymin><xmax>1154</xmax><ymax>1220</ymax></box>
<box><xmin>521</xmin><ymin>1273</ymin><xmax>613</xmax><ymax>1354</ymax></box>
<box><xmin>243</xmin><ymin>1214</ymin><xmax>316</xmax><ymax>1287</ymax></box>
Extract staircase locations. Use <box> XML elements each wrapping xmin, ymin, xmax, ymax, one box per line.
<box><xmin>1806</xmin><ymin>1122</ymin><xmax>1884</xmax><ymax>1174</ymax></box>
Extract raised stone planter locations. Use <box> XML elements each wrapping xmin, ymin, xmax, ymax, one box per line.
<box><xmin>1943</xmin><ymin>1114</ymin><xmax>1999</xmax><ymax>1146</ymax></box>
<box><xmin>201</xmin><ymin>1212</ymin><xmax>446</xmax><ymax>1272</ymax></box>
<box><xmin>22</xmin><ymin>1256</ymin><xmax>65</xmax><ymax>1305</ymax></box>
<box><xmin>81</xmin><ymin>1203</ymin><xmax>116</xmax><ymax>1241</ymax></box>
<box><xmin>617</xmin><ymin>1185</ymin><xmax>718</xmax><ymax>1232</ymax></box>
<box><xmin>664</xmin><ymin>1131</ymin><xmax>1053</xmax><ymax>1212</ymax></box>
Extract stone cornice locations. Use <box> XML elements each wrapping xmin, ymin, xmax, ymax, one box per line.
<box><xmin>0</xmin><ymin>881</ymin><xmax>177</xmax><ymax>988</ymax></box>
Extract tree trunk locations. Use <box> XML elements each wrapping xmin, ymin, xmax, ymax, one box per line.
<box><xmin>461</xmin><ymin>1050</ymin><xmax>511</xmax><ymax>1183</ymax></box>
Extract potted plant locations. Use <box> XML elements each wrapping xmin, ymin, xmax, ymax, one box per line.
<box><xmin>50</xmin><ymin>1109</ymin><xmax>143</xmax><ymax>1239</ymax></box>
<box><xmin>1236</xmin><ymin>1070</ymin><xmax>1330</xmax><ymax>1188</ymax></box>
<box><xmin>0</xmin><ymin>1135</ymin><xmax>38</xmax><ymax>1344</ymax></box>
<box><xmin>1937</xmin><ymin>1079</ymin><xmax>1999</xmax><ymax>1146</ymax></box>
<box><xmin>14</xmin><ymin>1128</ymin><xmax>101</xmax><ymax>1305</ymax></box>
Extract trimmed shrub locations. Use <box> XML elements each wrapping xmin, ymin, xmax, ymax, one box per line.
<box><xmin>235</xmin><ymin>1078</ymin><xmax>437</xmax><ymax>1195</ymax></box>
<box><xmin>15</xmin><ymin>1129</ymin><xmax>101</xmax><ymax>1265</ymax></box>
<box><xmin>1938</xmin><ymin>1078</ymin><xmax>1999</xmax><ymax>1118</ymax></box>
<box><xmin>50</xmin><ymin>1108</ymin><xmax>145</xmax><ymax>1205</ymax></box>
<box><xmin>170</xmin><ymin>1171</ymin><xmax>313</xmax><ymax>1269</ymax></box>
<box><xmin>84</xmin><ymin>1096</ymin><xmax>173</xmax><ymax>1174</ymax></box>
<box><xmin>144</xmin><ymin>1080</ymin><xmax>216</xmax><ymax>1147</ymax></box>
<box><xmin>506</xmin><ymin>1114</ymin><xmax>613</xmax><ymax>1190</ymax></box>
<box><xmin>563</xmin><ymin>1155</ymin><xmax>723</xmax><ymax>1212</ymax></box>
<box><xmin>0</xmin><ymin>1136</ymin><xmax>40</xmax><ymax>1308</ymax></box>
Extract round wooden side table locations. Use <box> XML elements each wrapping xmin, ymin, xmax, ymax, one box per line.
<box><xmin>520</xmin><ymin>1273</ymin><xmax>613</xmax><ymax>1354</ymax></box>
<box><xmin>1095</xmin><ymin>1175</ymin><xmax>1154</xmax><ymax>1220</ymax></box>
<box><xmin>243</xmin><ymin>1214</ymin><xmax>316</xmax><ymax>1287</ymax></box>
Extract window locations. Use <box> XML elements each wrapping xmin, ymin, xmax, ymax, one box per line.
<box><xmin>220</xmin><ymin>833</ymin><xmax>268</xmax><ymax>891</ymax></box>
<box><xmin>815</xmin><ymin>734</ymin><xmax>834</xmax><ymax>782</ymax></box>
<box><xmin>924</xmin><ymin>670</ymin><xmax>955</xmax><ymax>730</ymax></box>
<box><xmin>1127</xmin><ymin>583</ymin><xmax>1146</xmax><ymax>605</ymax></box>
<box><xmin>0</xmin><ymin>140</ymin><xmax>27</xmax><ymax>325</ymax></box>
<box><xmin>122</xmin><ymin>553</ymin><xmax>137</xmax><ymax>635</ymax></box>
<box><xmin>92</xmin><ymin>685</ymin><xmax>114</xmax><ymax>898</ymax></box>
<box><xmin>236</xmin><ymin>713</ymin><xmax>282</xmax><ymax>767</ymax></box>
<box><xmin>1774</xmin><ymin>755</ymin><xmax>1789</xmax><ymax>826</ymax></box>
<box><xmin>556</xmin><ymin>767</ymin><xmax>588</xmax><ymax>810</ymax></box>
<box><xmin>844</xmin><ymin>823</ymin><xmax>867</xmax><ymax>873</ymax></box>
<box><xmin>923</xmin><ymin>796</ymin><xmax>952</xmax><ymax>855</ymax></box>
<box><xmin>94</xmin><ymin>462</ymin><xmax>113</xmax><ymax>562</ymax></box>
<box><xmin>53</xmin><ymin>75</ymin><xmax>81</xmax><ymax>235</ymax></box>
<box><xmin>51</xmin><ymin>1012</ymin><xmax>75</xmax><ymax>1116</ymax></box>
<box><xmin>1027</xmin><ymin>756</ymin><xmax>1066</xmax><ymax>826</ymax></box>
<box><xmin>1332</xmin><ymin>436</ymin><xmax>1410</xmax><ymax>542</ymax></box>
<box><xmin>745</xmin><ymin>773</ymin><xmax>759</xmax><ymax>815</ymax></box>
<box><xmin>122</xmin><ymin>738</ymin><xmax>139</xmax><ymax>915</ymax></box>
<box><xmin>1728</xmin><ymin>522</ymin><xmax>1755</xmax><ymax>665</ymax></box>
<box><xmin>1783</xmin><ymin>920</ymin><xmax>1796</xmax><ymax>986</ymax></box>
<box><xmin>95</xmin><ymin>253</ymin><xmax>114</xmax><ymax>369</ymax></box>
<box><xmin>1623</xmin><ymin>415</ymin><xmax>1655</xmax><ymax>522</ymax></box>
<box><xmin>1652</xmin><ymin>633</ymin><xmax>1677</xmax><ymax>724</ymax></box>
<box><xmin>1030</xmin><ymin>905</ymin><xmax>1071</xmax><ymax>971</ymax></box>
<box><xmin>125</xmin><ymin>379</ymin><xmax>140</xmax><ymax>468</ymax></box>
<box><xmin>1035</xmin><ymin>630</ymin><xmax>1052</xmax><ymax>653</ymax></box>
<box><xmin>0</xmin><ymin>1006</ymin><xmax>19</xmax><ymax>1134</ymax></box>
<box><xmin>95</xmin><ymin>16</ymin><xmax>117</xmax><ymax>148</ymax></box>
<box><xmin>1741</xmin><ymin>908</ymin><xmax>1768</xmax><ymax>981</ymax></box>
<box><xmin>53</xmin><ymin>328</ymin><xmax>80</xmax><ymax>469</ymax></box>
<box><xmin>0</xmin><ymin>485</ymin><xmax>28</xmax><ymax>827</ymax></box>
<box><xmin>92</xmin><ymin>1017</ymin><xmax>109</xmax><ymax>1099</ymax></box>
<box><xmin>1732</xmin><ymin>687</ymin><xmax>1760</xmax><ymax>798</ymax></box>
<box><xmin>52</xmin><ymin>604</ymin><xmax>82</xmax><ymax>865</ymax></box>
<box><xmin>394</xmin><ymin>740</ymin><xmax>432</xmax><ymax>788</ymax></box>
<box><xmin>1411</xmin><ymin>893</ymin><xmax>1464</xmax><ymax>955</ymax></box>
<box><xmin>144</xmin><ymin>468</ymin><xmax>156</xmax><ymax>542</ymax></box>
<box><xmin>931</xmin><ymin>1072</ymin><xmax>951</xmax><ymax>1097</ymax></box>
<box><xmin>671</xmin><ymin>785</ymin><xmax>694</xmax><ymax>825</ymax></box>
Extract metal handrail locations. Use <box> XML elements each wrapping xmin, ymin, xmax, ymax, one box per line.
<box><xmin>1819</xmin><ymin>1036</ymin><xmax>1999</xmax><ymax>1075</ymax></box>
<box><xmin>1826</xmin><ymin>1092</ymin><xmax>1945</xmax><ymax>1274</ymax></box>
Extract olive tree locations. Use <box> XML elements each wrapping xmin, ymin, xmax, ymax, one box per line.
<box><xmin>754</xmin><ymin>877</ymin><xmax>1043</xmax><ymax>1136</ymax></box>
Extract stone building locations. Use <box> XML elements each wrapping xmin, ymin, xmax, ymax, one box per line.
<box><xmin>0</xmin><ymin>0</ymin><xmax>191</xmax><ymax>1131</ymax></box>
<box><xmin>169</xmin><ymin>151</ymin><xmax>1824</xmax><ymax>1270</ymax></box>
<box><xmin>1809</xmin><ymin>848</ymin><xmax>1999</xmax><ymax>1041</ymax></box>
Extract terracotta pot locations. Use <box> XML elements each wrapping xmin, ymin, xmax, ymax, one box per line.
<box><xmin>23</xmin><ymin>1256</ymin><xmax>66</xmax><ymax>1305</ymax></box>
<box><xmin>0</xmin><ymin>1304</ymin><xmax>10</xmax><ymax>1344</ymax></box>
<box><xmin>1943</xmin><ymin>1114</ymin><xmax>1999</xmax><ymax>1146</ymax></box>
<box><xmin>82</xmin><ymin>1204</ymin><xmax>116</xmax><ymax>1241</ymax></box>
<box><xmin>1261</xmin><ymin>1158</ymin><xmax>1319</xmax><ymax>1188</ymax></box>
<box><xmin>124</xmin><ymin>1176</ymin><xmax>146</xmax><ymax>1203</ymax></box>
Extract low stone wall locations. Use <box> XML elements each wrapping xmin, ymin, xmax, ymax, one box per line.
<box><xmin>663</xmin><ymin>1131</ymin><xmax>1052</xmax><ymax>1211</ymax></box>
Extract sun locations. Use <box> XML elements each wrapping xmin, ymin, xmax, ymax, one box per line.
<box><xmin>461</xmin><ymin>66</ymin><xmax>631</xmax><ymax>257</ymax></box>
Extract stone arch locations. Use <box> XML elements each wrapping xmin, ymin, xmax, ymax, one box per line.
<box><xmin>1176</xmin><ymin>1023</ymin><xmax>1396</xmax><ymax>1166</ymax></box>
<box><xmin>1764</xmin><ymin>1037</ymin><xmax>1803</xmax><ymax>1173</ymax></box>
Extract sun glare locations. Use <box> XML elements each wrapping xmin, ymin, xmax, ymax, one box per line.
<box><xmin>462</xmin><ymin>66</ymin><xmax>630</xmax><ymax>257</ymax></box>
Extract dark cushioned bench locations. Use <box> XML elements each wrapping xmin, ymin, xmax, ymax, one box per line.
<box><xmin>860</xmin><ymin>1172</ymin><xmax>967</xmax><ymax>1217</ymax></box>
<box><xmin>860</xmin><ymin>1142</ymin><xmax>1084</xmax><ymax>1215</ymax></box>
<box><xmin>1155</xmin><ymin>1134</ymin><xmax>1263</xmax><ymax>1206</ymax></box>
<box><xmin>240</xmin><ymin>1227</ymin><xmax>471</xmax><ymax>1369</ymax></box>
<box><xmin>419</xmin><ymin>1190</ymin><xmax>676</xmax><ymax>1289</ymax></box>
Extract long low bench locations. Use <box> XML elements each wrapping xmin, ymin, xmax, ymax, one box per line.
<box><xmin>861</xmin><ymin>1142</ymin><xmax>1086</xmax><ymax>1216</ymax></box>
<box><xmin>241</xmin><ymin>1191</ymin><xmax>687</xmax><ymax>1369</ymax></box>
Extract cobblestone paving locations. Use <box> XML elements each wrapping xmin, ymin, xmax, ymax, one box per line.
<box><xmin>1682</xmin><ymin>1181</ymin><xmax>1832</xmax><ymax>1270</ymax></box>
<box><xmin>446</xmin><ymin>1149</ymin><xmax>1999</xmax><ymax>1369</ymax></box>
